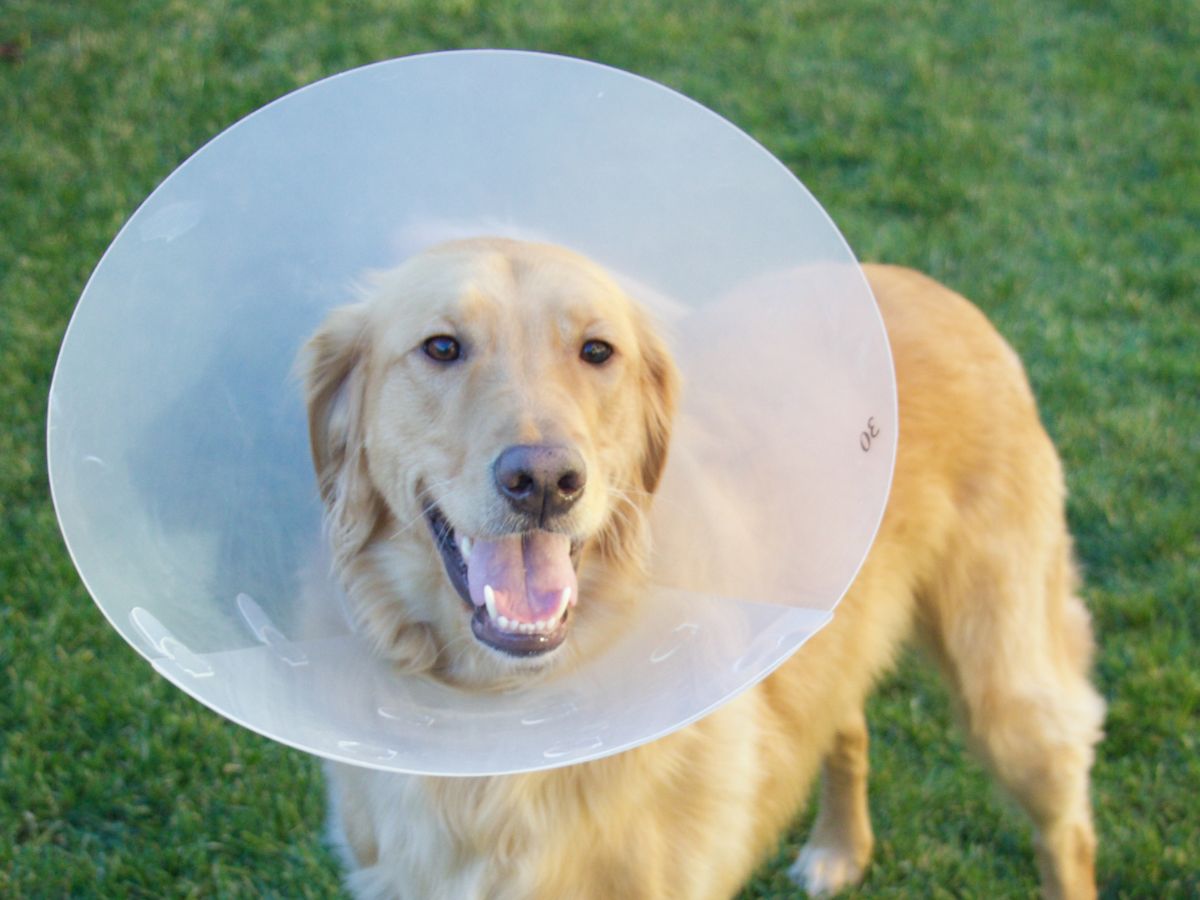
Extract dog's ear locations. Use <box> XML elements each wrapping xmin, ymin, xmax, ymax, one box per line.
<box><xmin>301</xmin><ymin>303</ymin><xmax>385</xmax><ymax>562</ymax></box>
<box><xmin>635</xmin><ymin>311</ymin><xmax>681</xmax><ymax>496</ymax></box>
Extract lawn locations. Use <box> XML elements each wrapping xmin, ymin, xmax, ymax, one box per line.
<box><xmin>2</xmin><ymin>0</ymin><xmax>1197</xmax><ymax>896</ymax></box>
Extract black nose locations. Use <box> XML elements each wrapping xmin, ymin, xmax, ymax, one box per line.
<box><xmin>493</xmin><ymin>444</ymin><xmax>587</xmax><ymax>523</ymax></box>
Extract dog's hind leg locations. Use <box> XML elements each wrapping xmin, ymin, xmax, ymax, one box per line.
<box><xmin>788</xmin><ymin>707</ymin><xmax>875</xmax><ymax>897</ymax></box>
<box><xmin>921</xmin><ymin>537</ymin><xmax>1105</xmax><ymax>900</ymax></box>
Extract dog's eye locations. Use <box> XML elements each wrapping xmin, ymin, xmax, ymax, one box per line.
<box><xmin>422</xmin><ymin>335</ymin><xmax>461</xmax><ymax>363</ymax></box>
<box><xmin>580</xmin><ymin>339</ymin><xmax>614</xmax><ymax>366</ymax></box>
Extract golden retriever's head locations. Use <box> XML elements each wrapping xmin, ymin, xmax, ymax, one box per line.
<box><xmin>303</xmin><ymin>238</ymin><xmax>679</xmax><ymax>687</ymax></box>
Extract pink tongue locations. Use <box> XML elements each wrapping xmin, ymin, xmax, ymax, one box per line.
<box><xmin>466</xmin><ymin>532</ymin><xmax>577</xmax><ymax>623</ymax></box>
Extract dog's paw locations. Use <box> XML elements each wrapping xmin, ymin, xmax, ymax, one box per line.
<box><xmin>787</xmin><ymin>843</ymin><xmax>866</xmax><ymax>897</ymax></box>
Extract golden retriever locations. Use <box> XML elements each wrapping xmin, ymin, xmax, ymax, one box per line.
<box><xmin>302</xmin><ymin>237</ymin><xmax>1104</xmax><ymax>899</ymax></box>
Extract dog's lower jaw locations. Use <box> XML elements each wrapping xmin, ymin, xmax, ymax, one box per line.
<box><xmin>434</xmin><ymin>639</ymin><xmax>568</xmax><ymax>694</ymax></box>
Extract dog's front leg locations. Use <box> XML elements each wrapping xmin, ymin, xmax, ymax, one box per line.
<box><xmin>789</xmin><ymin>708</ymin><xmax>875</xmax><ymax>896</ymax></box>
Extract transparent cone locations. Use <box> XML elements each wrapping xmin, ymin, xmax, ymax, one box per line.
<box><xmin>48</xmin><ymin>51</ymin><xmax>895</xmax><ymax>775</ymax></box>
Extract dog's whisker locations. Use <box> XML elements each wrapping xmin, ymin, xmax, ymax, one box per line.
<box><xmin>602</xmin><ymin>486</ymin><xmax>649</xmax><ymax>530</ymax></box>
<box><xmin>389</xmin><ymin>476</ymin><xmax>472</xmax><ymax>538</ymax></box>
<box><xmin>413</xmin><ymin>475</ymin><xmax>464</xmax><ymax>504</ymax></box>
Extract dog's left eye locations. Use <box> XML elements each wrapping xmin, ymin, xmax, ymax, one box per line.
<box><xmin>423</xmin><ymin>335</ymin><xmax>461</xmax><ymax>363</ymax></box>
<box><xmin>580</xmin><ymin>339</ymin><xmax>614</xmax><ymax>366</ymax></box>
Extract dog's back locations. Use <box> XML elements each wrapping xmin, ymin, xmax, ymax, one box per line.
<box><xmin>774</xmin><ymin>265</ymin><xmax>1103</xmax><ymax>898</ymax></box>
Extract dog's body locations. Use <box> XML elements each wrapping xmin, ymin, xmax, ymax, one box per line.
<box><xmin>303</xmin><ymin>240</ymin><xmax>1103</xmax><ymax>899</ymax></box>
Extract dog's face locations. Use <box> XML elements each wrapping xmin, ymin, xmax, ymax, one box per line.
<box><xmin>304</xmin><ymin>239</ymin><xmax>678</xmax><ymax>686</ymax></box>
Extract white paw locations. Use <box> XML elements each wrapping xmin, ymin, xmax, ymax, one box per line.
<box><xmin>787</xmin><ymin>844</ymin><xmax>866</xmax><ymax>897</ymax></box>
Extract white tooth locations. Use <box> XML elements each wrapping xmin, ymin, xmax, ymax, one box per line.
<box><xmin>497</xmin><ymin>614</ymin><xmax>512</xmax><ymax>631</ymax></box>
<box><xmin>520</xmin><ymin>623</ymin><xmax>535</xmax><ymax>634</ymax></box>
<box><xmin>561</xmin><ymin>587</ymin><xmax>573</xmax><ymax>609</ymax></box>
<box><xmin>460</xmin><ymin>536</ymin><xmax>472</xmax><ymax>560</ymax></box>
<box><xmin>484</xmin><ymin>585</ymin><xmax>497</xmax><ymax>621</ymax></box>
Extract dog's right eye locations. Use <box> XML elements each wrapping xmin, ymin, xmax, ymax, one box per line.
<box><xmin>422</xmin><ymin>335</ymin><xmax>461</xmax><ymax>363</ymax></box>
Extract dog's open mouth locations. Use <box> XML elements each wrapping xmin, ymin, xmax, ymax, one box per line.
<box><xmin>425</xmin><ymin>504</ymin><xmax>581</xmax><ymax>657</ymax></box>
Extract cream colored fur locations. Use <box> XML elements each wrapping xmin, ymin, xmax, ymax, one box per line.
<box><xmin>302</xmin><ymin>240</ymin><xmax>1104</xmax><ymax>899</ymax></box>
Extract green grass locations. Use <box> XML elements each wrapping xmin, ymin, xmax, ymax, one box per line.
<box><xmin>2</xmin><ymin>0</ymin><xmax>1197</xmax><ymax>896</ymax></box>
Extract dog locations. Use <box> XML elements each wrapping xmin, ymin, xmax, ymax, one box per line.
<box><xmin>301</xmin><ymin>237</ymin><xmax>1104</xmax><ymax>899</ymax></box>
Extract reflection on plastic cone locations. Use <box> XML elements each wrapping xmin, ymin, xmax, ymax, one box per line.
<box><xmin>337</xmin><ymin>740</ymin><xmax>399</xmax><ymax>764</ymax></box>
<box><xmin>131</xmin><ymin>607</ymin><xmax>215</xmax><ymax>678</ymax></box>
<box><xmin>138</xmin><ymin>201</ymin><xmax>203</xmax><ymax>244</ymax></box>
<box><xmin>519</xmin><ymin>695</ymin><xmax>583</xmax><ymax>727</ymax></box>
<box><xmin>377</xmin><ymin>706</ymin><xmax>437</xmax><ymax>729</ymax></box>
<box><xmin>543</xmin><ymin>731</ymin><xmax>609</xmax><ymax>761</ymax></box>
<box><xmin>237</xmin><ymin>593</ymin><xmax>308</xmax><ymax>667</ymax></box>
<box><xmin>650</xmin><ymin>623</ymin><xmax>700</xmax><ymax>663</ymax></box>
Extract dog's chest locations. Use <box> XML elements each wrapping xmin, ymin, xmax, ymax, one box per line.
<box><xmin>402</xmin><ymin>773</ymin><xmax>582</xmax><ymax>896</ymax></box>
